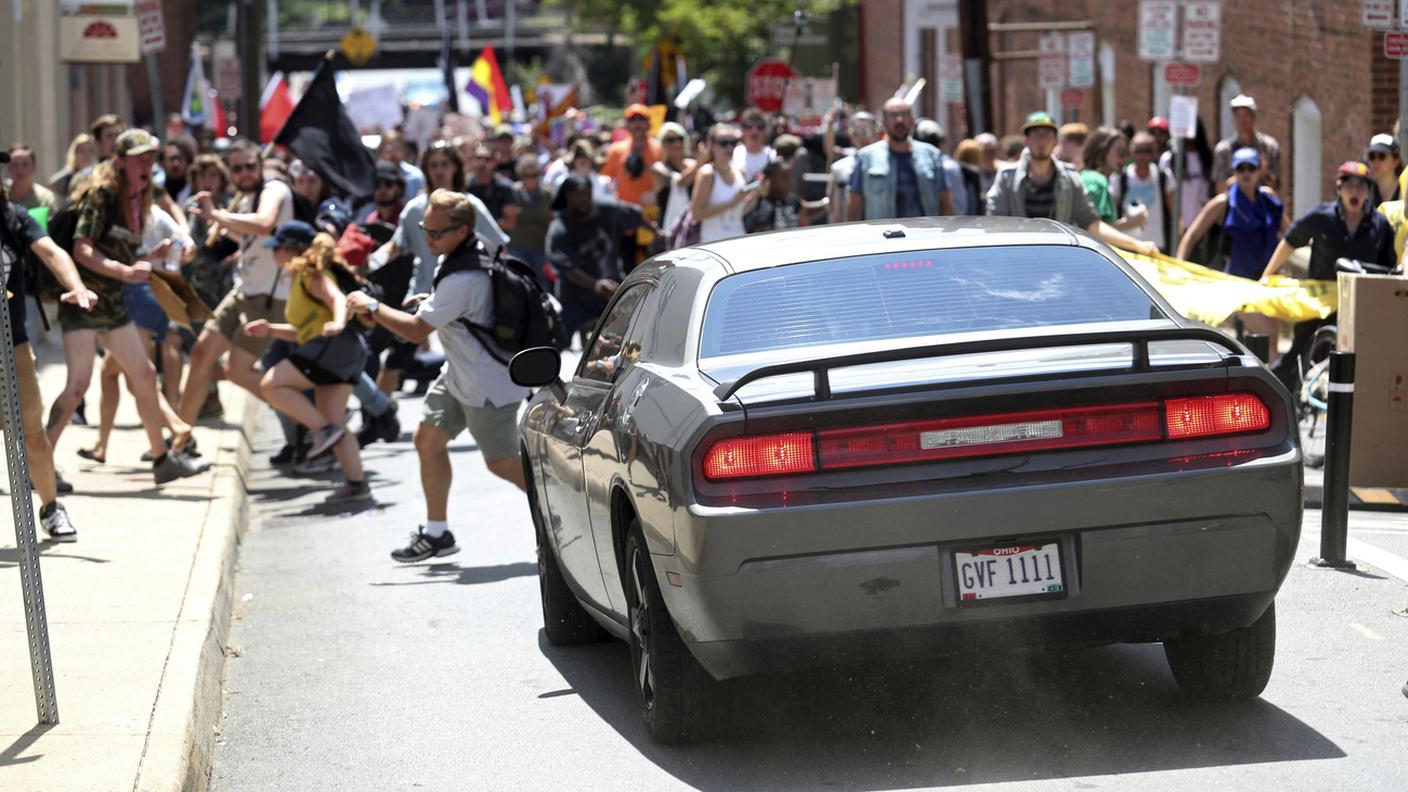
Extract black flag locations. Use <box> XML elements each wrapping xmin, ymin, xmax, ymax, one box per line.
<box><xmin>440</xmin><ymin>29</ymin><xmax>460</xmax><ymax>114</ymax></box>
<box><xmin>272</xmin><ymin>55</ymin><xmax>377</xmax><ymax>199</ymax></box>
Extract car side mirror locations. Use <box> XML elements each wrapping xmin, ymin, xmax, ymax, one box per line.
<box><xmin>510</xmin><ymin>346</ymin><xmax>567</xmax><ymax>402</ymax></box>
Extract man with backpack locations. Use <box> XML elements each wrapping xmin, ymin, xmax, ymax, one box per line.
<box><xmin>346</xmin><ymin>189</ymin><xmax>533</xmax><ymax>563</ymax></box>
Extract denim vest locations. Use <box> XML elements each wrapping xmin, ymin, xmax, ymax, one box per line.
<box><xmin>854</xmin><ymin>140</ymin><xmax>945</xmax><ymax>219</ymax></box>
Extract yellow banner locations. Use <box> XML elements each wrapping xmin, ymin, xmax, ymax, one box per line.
<box><xmin>1118</xmin><ymin>251</ymin><xmax>1338</xmax><ymax>326</ymax></box>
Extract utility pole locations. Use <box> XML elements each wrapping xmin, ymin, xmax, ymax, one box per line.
<box><xmin>236</xmin><ymin>0</ymin><xmax>265</xmax><ymax>139</ymax></box>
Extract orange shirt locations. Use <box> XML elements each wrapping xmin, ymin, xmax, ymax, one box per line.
<box><xmin>601</xmin><ymin>138</ymin><xmax>662</xmax><ymax>206</ymax></box>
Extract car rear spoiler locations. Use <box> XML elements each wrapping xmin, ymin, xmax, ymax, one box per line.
<box><xmin>712</xmin><ymin>326</ymin><xmax>1253</xmax><ymax>402</ymax></box>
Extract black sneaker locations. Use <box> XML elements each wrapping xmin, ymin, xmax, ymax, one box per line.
<box><xmin>270</xmin><ymin>444</ymin><xmax>297</xmax><ymax>465</ymax></box>
<box><xmin>40</xmin><ymin>502</ymin><xmax>77</xmax><ymax>543</ymax></box>
<box><xmin>53</xmin><ymin>472</ymin><xmax>74</xmax><ymax>495</ymax></box>
<box><xmin>357</xmin><ymin>401</ymin><xmax>401</xmax><ymax>448</ymax></box>
<box><xmin>390</xmin><ymin>528</ymin><xmax>459</xmax><ymax>563</ymax></box>
<box><xmin>153</xmin><ymin>452</ymin><xmax>209</xmax><ymax>484</ymax></box>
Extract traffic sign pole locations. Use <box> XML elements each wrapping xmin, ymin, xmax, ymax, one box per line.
<box><xmin>146</xmin><ymin>56</ymin><xmax>165</xmax><ymax>130</ymax></box>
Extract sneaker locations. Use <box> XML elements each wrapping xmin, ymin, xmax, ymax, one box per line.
<box><xmin>306</xmin><ymin>425</ymin><xmax>346</xmax><ymax>460</ymax></box>
<box><xmin>153</xmin><ymin>452</ymin><xmax>209</xmax><ymax>484</ymax></box>
<box><xmin>325</xmin><ymin>480</ymin><xmax>374</xmax><ymax>504</ymax></box>
<box><xmin>390</xmin><ymin>528</ymin><xmax>459</xmax><ymax>563</ymax></box>
<box><xmin>357</xmin><ymin>402</ymin><xmax>401</xmax><ymax>448</ymax></box>
<box><xmin>292</xmin><ymin>454</ymin><xmax>337</xmax><ymax>475</ymax></box>
<box><xmin>40</xmin><ymin>503</ymin><xmax>77</xmax><ymax>543</ymax></box>
<box><xmin>53</xmin><ymin>472</ymin><xmax>74</xmax><ymax>495</ymax></box>
<box><xmin>270</xmin><ymin>444</ymin><xmax>297</xmax><ymax>465</ymax></box>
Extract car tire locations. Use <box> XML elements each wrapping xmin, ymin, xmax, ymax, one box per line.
<box><xmin>1163</xmin><ymin>600</ymin><xmax>1276</xmax><ymax>701</ymax></box>
<box><xmin>624</xmin><ymin>521</ymin><xmax>715</xmax><ymax>744</ymax></box>
<box><xmin>530</xmin><ymin>477</ymin><xmax>603</xmax><ymax>646</ymax></box>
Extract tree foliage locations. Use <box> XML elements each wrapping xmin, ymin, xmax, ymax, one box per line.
<box><xmin>553</xmin><ymin>0</ymin><xmax>851</xmax><ymax>106</ymax></box>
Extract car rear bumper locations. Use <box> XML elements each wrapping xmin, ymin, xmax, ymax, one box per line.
<box><xmin>659</xmin><ymin>455</ymin><xmax>1301</xmax><ymax>679</ymax></box>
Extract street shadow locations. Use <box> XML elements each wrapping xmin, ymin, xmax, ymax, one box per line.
<box><xmin>0</xmin><ymin>544</ymin><xmax>111</xmax><ymax>569</ymax></box>
<box><xmin>0</xmin><ymin>723</ymin><xmax>54</xmax><ymax>767</ymax></box>
<box><xmin>539</xmin><ymin>633</ymin><xmax>1345</xmax><ymax>790</ymax></box>
<box><xmin>371</xmin><ymin>561</ymin><xmax>537</xmax><ymax>587</ymax></box>
<box><xmin>448</xmin><ymin>442</ymin><xmax>481</xmax><ymax>454</ymax></box>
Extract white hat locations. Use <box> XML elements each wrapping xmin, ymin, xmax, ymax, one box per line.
<box><xmin>1229</xmin><ymin>94</ymin><xmax>1257</xmax><ymax>112</ymax></box>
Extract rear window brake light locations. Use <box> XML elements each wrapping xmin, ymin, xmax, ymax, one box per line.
<box><xmin>700</xmin><ymin>393</ymin><xmax>1270</xmax><ymax>480</ymax></box>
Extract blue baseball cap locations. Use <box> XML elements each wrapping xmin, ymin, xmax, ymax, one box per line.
<box><xmin>1231</xmin><ymin>147</ymin><xmax>1260</xmax><ymax>170</ymax></box>
<box><xmin>315</xmin><ymin>197</ymin><xmax>353</xmax><ymax>237</ymax></box>
<box><xmin>263</xmin><ymin>219</ymin><xmax>318</xmax><ymax>249</ymax></box>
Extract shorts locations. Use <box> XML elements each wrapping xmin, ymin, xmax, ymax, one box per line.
<box><xmin>2</xmin><ymin>342</ymin><xmax>46</xmax><ymax>437</ymax></box>
<box><xmin>287</xmin><ymin>331</ymin><xmax>369</xmax><ymax>386</ymax></box>
<box><xmin>58</xmin><ymin>284</ymin><xmax>130</xmax><ymax>333</ymax></box>
<box><xmin>421</xmin><ymin>375</ymin><xmax>521</xmax><ymax>462</ymax></box>
<box><xmin>211</xmin><ymin>290</ymin><xmax>287</xmax><ymax>357</ymax></box>
<box><xmin>122</xmin><ymin>283</ymin><xmax>168</xmax><ymax>342</ymax></box>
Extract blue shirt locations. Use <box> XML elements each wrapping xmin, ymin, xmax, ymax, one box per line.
<box><xmin>853</xmin><ymin>150</ymin><xmax>926</xmax><ymax>218</ymax></box>
<box><xmin>1285</xmin><ymin>200</ymin><xmax>1397</xmax><ymax>280</ymax></box>
<box><xmin>1223</xmin><ymin>185</ymin><xmax>1283</xmax><ymax>280</ymax></box>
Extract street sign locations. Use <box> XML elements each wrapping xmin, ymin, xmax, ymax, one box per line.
<box><xmin>1067</xmin><ymin>31</ymin><xmax>1096</xmax><ymax>89</ymax></box>
<box><xmin>1164</xmin><ymin>62</ymin><xmax>1201</xmax><ymax>85</ymax></box>
<box><xmin>1038</xmin><ymin>33</ymin><xmax>1065</xmax><ymax>90</ymax></box>
<box><xmin>1169</xmin><ymin>95</ymin><xmax>1199</xmax><ymax>139</ymax></box>
<box><xmin>1183</xmin><ymin>2</ymin><xmax>1221</xmax><ymax>62</ymax></box>
<box><xmin>1401</xmin><ymin>0</ymin><xmax>1408</xmax><ymax>29</ymax></box>
<box><xmin>746</xmin><ymin>59</ymin><xmax>801</xmax><ymax>114</ymax></box>
<box><xmin>940</xmin><ymin>53</ymin><xmax>965</xmax><ymax>103</ymax></box>
<box><xmin>1060</xmin><ymin>88</ymin><xmax>1085</xmax><ymax>109</ymax></box>
<box><xmin>216</xmin><ymin>56</ymin><xmax>242</xmax><ymax>101</ymax></box>
<box><xmin>1364</xmin><ymin>0</ymin><xmax>1395</xmax><ymax>29</ymax></box>
<box><xmin>339</xmin><ymin>27</ymin><xmax>378</xmax><ymax>66</ymax></box>
<box><xmin>1387</xmin><ymin>31</ymin><xmax>1408</xmax><ymax>58</ymax></box>
<box><xmin>135</xmin><ymin>0</ymin><xmax>166</xmax><ymax>55</ymax></box>
<box><xmin>1139</xmin><ymin>0</ymin><xmax>1177</xmax><ymax>61</ymax></box>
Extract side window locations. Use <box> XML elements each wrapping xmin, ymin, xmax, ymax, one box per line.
<box><xmin>578</xmin><ymin>285</ymin><xmax>651</xmax><ymax>383</ymax></box>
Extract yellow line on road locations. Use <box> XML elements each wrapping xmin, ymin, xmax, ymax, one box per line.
<box><xmin>1349</xmin><ymin>623</ymin><xmax>1384</xmax><ymax>640</ymax></box>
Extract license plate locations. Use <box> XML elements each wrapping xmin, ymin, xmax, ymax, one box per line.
<box><xmin>954</xmin><ymin>541</ymin><xmax>1064</xmax><ymax>604</ymax></box>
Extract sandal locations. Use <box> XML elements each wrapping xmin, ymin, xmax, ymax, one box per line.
<box><xmin>77</xmin><ymin>448</ymin><xmax>106</xmax><ymax>464</ymax></box>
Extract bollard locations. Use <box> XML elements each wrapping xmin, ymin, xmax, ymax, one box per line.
<box><xmin>1311</xmin><ymin>351</ymin><xmax>1358</xmax><ymax>569</ymax></box>
<box><xmin>1244</xmin><ymin>332</ymin><xmax>1271</xmax><ymax>364</ymax></box>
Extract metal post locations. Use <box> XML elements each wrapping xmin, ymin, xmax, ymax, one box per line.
<box><xmin>1244</xmin><ymin>332</ymin><xmax>1270</xmax><ymax>363</ymax></box>
<box><xmin>144</xmin><ymin>55</ymin><xmax>165</xmax><ymax>131</ymax></box>
<box><xmin>1312</xmin><ymin>351</ymin><xmax>1357</xmax><ymax>569</ymax></box>
<box><xmin>0</xmin><ymin>261</ymin><xmax>59</xmax><ymax>724</ymax></box>
<box><xmin>1171</xmin><ymin>86</ymin><xmax>1185</xmax><ymax>254</ymax></box>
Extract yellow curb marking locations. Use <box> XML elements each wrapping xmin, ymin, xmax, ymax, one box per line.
<box><xmin>1350</xmin><ymin>488</ymin><xmax>1399</xmax><ymax>505</ymax></box>
<box><xmin>1349</xmin><ymin>623</ymin><xmax>1384</xmax><ymax>640</ymax></box>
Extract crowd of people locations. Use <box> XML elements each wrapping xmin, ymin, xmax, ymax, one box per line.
<box><xmin>3</xmin><ymin>88</ymin><xmax>1403</xmax><ymax>558</ymax></box>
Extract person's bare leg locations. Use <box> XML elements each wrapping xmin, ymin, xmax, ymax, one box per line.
<box><xmin>46</xmin><ymin>329</ymin><xmax>98</xmax><ymax>449</ymax></box>
<box><xmin>259</xmin><ymin>361</ymin><xmax>327</xmax><ymax>430</ymax></box>
<box><xmin>486</xmin><ymin>454</ymin><xmax>527</xmax><ymax>493</ymax></box>
<box><xmin>160</xmin><ymin>332</ymin><xmax>183</xmax><ymax>406</ymax></box>
<box><xmin>104</xmin><ymin>324</ymin><xmax>172</xmax><ymax>458</ymax></box>
<box><xmin>224</xmin><ymin>345</ymin><xmax>265</xmax><ymax>397</ymax></box>
<box><xmin>86</xmin><ymin>351</ymin><xmax>122</xmax><ymax>461</ymax></box>
<box><xmin>179</xmin><ymin>327</ymin><xmax>230</xmax><ymax>425</ymax></box>
<box><xmin>414</xmin><ymin>422</ymin><xmax>452</xmax><ymax>522</ymax></box>
<box><xmin>316</xmin><ymin>384</ymin><xmax>362</xmax><ymax>482</ymax></box>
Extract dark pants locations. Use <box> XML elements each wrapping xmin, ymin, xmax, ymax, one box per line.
<box><xmin>1269</xmin><ymin>315</ymin><xmax>1334</xmax><ymax>394</ymax></box>
<box><xmin>559</xmin><ymin>295</ymin><xmax>607</xmax><ymax>346</ymax></box>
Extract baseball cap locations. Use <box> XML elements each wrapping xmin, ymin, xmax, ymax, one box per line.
<box><xmin>492</xmin><ymin>123</ymin><xmax>515</xmax><ymax>140</ymax></box>
<box><xmin>1229</xmin><ymin>94</ymin><xmax>1258</xmax><ymax>112</ymax></box>
<box><xmin>115</xmin><ymin>128</ymin><xmax>159</xmax><ymax>158</ymax></box>
<box><xmin>1022</xmin><ymin>112</ymin><xmax>1058</xmax><ymax>134</ymax></box>
<box><xmin>551</xmin><ymin>173</ymin><xmax>593</xmax><ymax>211</ymax></box>
<box><xmin>263</xmin><ymin>219</ymin><xmax>318</xmax><ymax>249</ymax></box>
<box><xmin>1336</xmin><ymin>160</ymin><xmax>1371</xmax><ymax>182</ymax></box>
<box><xmin>374</xmin><ymin>160</ymin><xmax>404</xmax><ymax>183</ymax></box>
<box><xmin>625</xmin><ymin>103</ymin><xmax>651</xmax><ymax>121</ymax></box>
<box><xmin>1367</xmin><ymin>133</ymin><xmax>1399</xmax><ymax>155</ymax></box>
<box><xmin>1147</xmin><ymin>116</ymin><xmax>1170</xmax><ymax>132</ymax></box>
<box><xmin>1231</xmin><ymin>147</ymin><xmax>1261</xmax><ymax>170</ymax></box>
<box><xmin>315</xmin><ymin>197</ymin><xmax>353</xmax><ymax>237</ymax></box>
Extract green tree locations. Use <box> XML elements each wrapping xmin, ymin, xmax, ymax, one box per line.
<box><xmin>553</xmin><ymin>0</ymin><xmax>852</xmax><ymax>107</ymax></box>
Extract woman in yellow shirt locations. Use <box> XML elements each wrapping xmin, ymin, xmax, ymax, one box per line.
<box><xmin>243</xmin><ymin>221</ymin><xmax>371</xmax><ymax>503</ymax></box>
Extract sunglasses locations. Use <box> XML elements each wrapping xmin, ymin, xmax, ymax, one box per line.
<box><xmin>662</xmin><ymin>136</ymin><xmax>684</xmax><ymax>144</ymax></box>
<box><xmin>1369</xmin><ymin>151</ymin><xmax>1392</xmax><ymax>161</ymax></box>
<box><xmin>1234</xmin><ymin>164</ymin><xmax>1258</xmax><ymax>173</ymax></box>
<box><xmin>230</xmin><ymin>162</ymin><xmax>259</xmax><ymax>173</ymax></box>
<box><xmin>418</xmin><ymin>221</ymin><xmax>464</xmax><ymax>240</ymax></box>
<box><xmin>714</xmin><ymin>138</ymin><xmax>740</xmax><ymax>147</ymax></box>
<box><xmin>376</xmin><ymin>179</ymin><xmax>400</xmax><ymax>188</ymax></box>
<box><xmin>1132</xmin><ymin>148</ymin><xmax>1154</xmax><ymax>155</ymax></box>
<box><xmin>743</xmin><ymin>123</ymin><xmax>767</xmax><ymax>131</ymax></box>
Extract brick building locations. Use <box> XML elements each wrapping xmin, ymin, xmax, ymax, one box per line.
<box><xmin>860</xmin><ymin>1</ymin><xmax>1401</xmax><ymax>217</ymax></box>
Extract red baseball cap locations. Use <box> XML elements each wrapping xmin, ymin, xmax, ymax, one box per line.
<box><xmin>1336</xmin><ymin>160</ymin><xmax>1371</xmax><ymax>182</ymax></box>
<box><xmin>1147</xmin><ymin>116</ymin><xmax>1170</xmax><ymax>132</ymax></box>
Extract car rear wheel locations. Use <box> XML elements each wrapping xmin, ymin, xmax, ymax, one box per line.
<box><xmin>625</xmin><ymin>521</ymin><xmax>715</xmax><ymax>744</ymax></box>
<box><xmin>1163</xmin><ymin>600</ymin><xmax>1276</xmax><ymax>700</ymax></box>
<box><xmin>529</xmin><ymin>476</ymin><xmax>603</xmax><ymax>645</ymax></box>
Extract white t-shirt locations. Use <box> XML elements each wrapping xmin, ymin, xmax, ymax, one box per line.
<box><xmin>234</xmin><ymin>179</ymin><xmax>295</xmax><ymax>300</ymax></box>
<box><xmin>1118</xmin><ymin>164</ymin><xmax>1175</xmax><ymax>252</ymax></box>
<box><xmin>416</xmin><ymin>269</ymin><xmax>530</xmax><ymax>409</ymax></box>
<box><xmin>393</xmin><ymin>192</ymin><xmax>508</xmax><ymax>296</ymax></box>
<box><xmin>141</xmin><ymin>206</ymin><xmax>193</xmax><ymax>272</ymax></box>
<box><xmin>733</xmin><ymin>145</ymin><xmax>774</xmax><ymax>181</ymax></box>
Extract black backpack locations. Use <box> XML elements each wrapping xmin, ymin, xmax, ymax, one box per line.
<box><xmin>433</xmin><ymin>240</ymin><xmax>567</xmax><ymax>364</ymax></box>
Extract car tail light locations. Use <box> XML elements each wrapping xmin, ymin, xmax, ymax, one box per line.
<box><xmin>1165</xmin><ymin>393</ymin><xmax>1271</xmax><ymax>438</ymax></box>
<box><xmin>702</xmin><ymin>432</ymin><xmax>816</xmax><ymax>480</ymax></box>
<box><xmin>702</xmin><ymin>393</ymin><xmax>1272</xmax><ymax>480</ymax></box>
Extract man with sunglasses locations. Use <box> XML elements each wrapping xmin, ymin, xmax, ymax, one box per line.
<box><xmin>1366</xmin><ymin>133</ymin><xmax>1402</xmax><ymax>204</ymax></box>
<box><xmin>1114</xmin><ymin>131</ymin><xmax>1177</xmax><ymax>254</ymax></box>
<box><xmin>179</xmin><ymin>139</ymin><xmax>295</xmax><ymax>431</ymax></box>
<box><xmin>733</xmin><ymin>108</ymin><xmax>776</xmax><ymax>181</ymax></box>
<box><xmin>846</xmin><ymin>97</ymin><xmax>955</xmax><ymax>221</ymax></box>
<box><xmin>601</xmin><ymin>104</ymin><xmax>662</xmax><ymax>207</ymax></box>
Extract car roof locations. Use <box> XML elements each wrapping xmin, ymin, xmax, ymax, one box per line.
<box><xmin>692</xmin><ymin>216</ymin><xmax>1083</xmax><ymax>273</ymax></box>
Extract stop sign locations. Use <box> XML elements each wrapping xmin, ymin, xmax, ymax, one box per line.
<box><xmin>746</xmin><ymin>59</ymin><xmax>802</xmax><ymax>114</ymax></box>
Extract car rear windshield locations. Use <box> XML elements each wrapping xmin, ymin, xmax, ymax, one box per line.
<box><xmin>699</xmin><ymin>246</ymin><xmax>1163</xmax><ymax>359</ymax></box>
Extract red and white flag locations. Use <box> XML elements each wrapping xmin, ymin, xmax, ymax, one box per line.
<box><xmin>259</xmin><ymin>72</ymin><xmax>295</xmax><ymax>144</ymax></box>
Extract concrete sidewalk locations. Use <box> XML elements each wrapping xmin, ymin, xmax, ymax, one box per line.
<box><xmin>1</xmin><ymin>344</ymin><xmax>255</xmax><ymax>791</ymax></box>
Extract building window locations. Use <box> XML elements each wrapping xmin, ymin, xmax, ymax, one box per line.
<box><xmin>1218</xmin><ymin>75</ymin><xmax>1243</xmax><ymax>142</ymax></box>
<box><xmin>1293</xmin><ymin>96</ymin><xmax>1323</xmax><ymax>218</ymax></box>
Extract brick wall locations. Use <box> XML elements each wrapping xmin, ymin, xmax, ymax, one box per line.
<box><xmin>861</xmin><ymin>0</ymin><xmax>905</xmax><ymax>110</ymax></box>
<box><xmin>863</xmin><ymin>0</ymin><xmax>1397</xmax><ymax>205</ymax></box>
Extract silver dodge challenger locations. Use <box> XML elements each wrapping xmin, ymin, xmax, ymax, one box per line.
<box><xmin>510</xmin><ymin>217</ymin><xmax>1302</xmax><ymax>744</ymax></box>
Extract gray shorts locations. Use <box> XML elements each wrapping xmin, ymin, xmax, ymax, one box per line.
<box><xmin>421</xmin><ymin>375</ymin><xmax>521</xmax><ymax>462</ymax></box>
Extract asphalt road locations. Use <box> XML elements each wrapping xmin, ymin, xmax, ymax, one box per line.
<box><xmin>211</xmin><ymin>391</ymin><xmax>1408</xmax><ymax>792</ymax></box>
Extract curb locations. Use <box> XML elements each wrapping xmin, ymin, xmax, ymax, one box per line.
<box><xmin>131</xmin><ymin>389</ymin><xmax>258</xmax><ymax>792</ymax></box>
<box><xmin>1304</xmin><ymin>484</ymin><xmax>1408</xmax><ymax>513</ymax></box>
